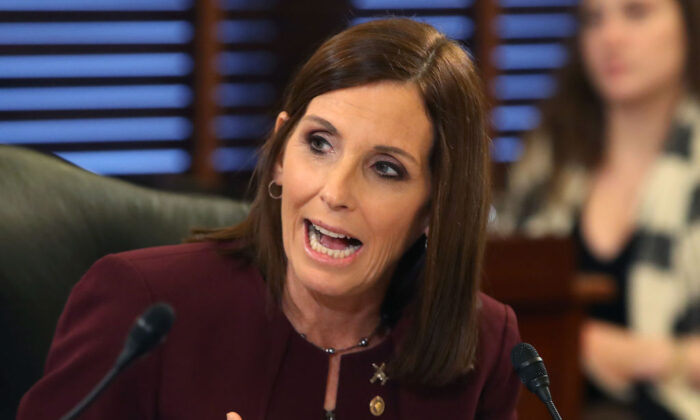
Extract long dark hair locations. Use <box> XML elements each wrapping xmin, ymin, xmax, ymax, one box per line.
<box><xmin>195</xmin><ymin>18</ymin><xmax>491</xmax><ymax>387</ymax></box>
<box><xmin>536</xmin><ymin>0</ymin><xmax>700</xmax><ymax>181</ymax></box>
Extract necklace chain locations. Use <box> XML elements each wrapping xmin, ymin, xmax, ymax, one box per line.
<box><xmin>300</xmin><ymin>323</ymin><xmax>384</xmax><ymax>355</ymax></box>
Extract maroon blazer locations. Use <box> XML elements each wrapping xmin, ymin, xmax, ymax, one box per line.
<box><xmin>17</xmin><ymin>242</ymin><xmax>521</xmax><ymax>420</ymax></box>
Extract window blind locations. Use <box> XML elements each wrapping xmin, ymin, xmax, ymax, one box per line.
<box><xmin>351</xmin><ymin>0</ymin><xmax>475</xmax><ymax>46</ymax></box>
<box><xmin>212</xmin><ymin>0</ymin><xmax>278</xmax><ymax>172</ymax></box>
<box><xmin>0</xmin><ymin>0</ymin><xmax>196</xmax><ymax>175</ymax></box>
<box><xmin>491</xmin><ymin>0</ymin><xmax>576</xmax><ymax>162</ymax></box>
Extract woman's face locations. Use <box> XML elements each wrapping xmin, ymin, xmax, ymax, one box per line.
<box><xmin>274</xmin><ymin>81</ymin><xmax>432</xmax><ymax>300</ymax></box>
<box><xmin>580</xmin><ymin>0</ymin><xmax>687</xmax><ymax>105</ymax></box>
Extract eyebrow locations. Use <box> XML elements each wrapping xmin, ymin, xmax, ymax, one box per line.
<box><xmin>374</xmin><ymin>145</ymin><xmax>418</xmax><ymax>165</ymax></box>
<box><xmin>303</xmin><ymin>114</ymin><xmax>419</xmax><ymax>165</ymax></box>
<box><xmin>304</xmin><ymin>115</ymin><xmax>339</xmax><ymax>136</ymax></box>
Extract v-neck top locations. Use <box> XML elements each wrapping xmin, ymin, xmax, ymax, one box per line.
<box><xmin>573</xmin><ymin>220</ymin><xmax>640</xmax><ymax>326</ymax></box>
<box><xmin>18</xmin><ymin>241</ymin><xmax>521</xmax><ymax>420</ymax></box>
<box><xmin>573</xmin><ymin>222</ymin><xmax>680</xmax><ymax>420</ymax></box>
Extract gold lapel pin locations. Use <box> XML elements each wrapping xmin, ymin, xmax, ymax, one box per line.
<box><xmin>369</xmin><ymin>395</ymin><xmax>385</xmax><ymax>416</ymax></box>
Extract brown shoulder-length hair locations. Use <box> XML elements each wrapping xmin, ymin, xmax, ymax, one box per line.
<box><xmin>536</xmin><ymin>0</ymin><xmax>700</xmax><ymax>179</ymax></box>
<box><xmin>196</xmin><ymin>18</ymin><xmax>490</xmax><ymax>387</ymax></box>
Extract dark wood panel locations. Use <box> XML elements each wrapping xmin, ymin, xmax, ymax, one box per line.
<box><xmin>191</xmin><ymin>0</ymin><xmax>222</xmax><ymax>187</ymax></box>
<box><xmin>485</xmin><ymin>236</ymin><xmax>588</xmax><ymax>420</ymax></box>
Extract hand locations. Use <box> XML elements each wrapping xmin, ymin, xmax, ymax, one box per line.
<box><xmin>580</xmin><ymin>320</ymin><xmax>631</xmax><ymax>393</ymax></box>
<box><xmin>676</xmin><ymin>336</ymin><xmax>700</xmax><ymax>389</ymax></box>
<box><xmin>581</xmin><ymin>320</ymin><xmax>674</xmax><ymax>392</ymax></box>
<box><xmin>226</xmin><ymin>412</ymin><xmax>242</xmax><ymax>420</ymax></box>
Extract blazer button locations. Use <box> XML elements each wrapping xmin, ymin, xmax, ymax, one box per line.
<box><xmin>369</xmin><ymin>395</ymin><xmax>385</xmax><ymax>416</ymax></box>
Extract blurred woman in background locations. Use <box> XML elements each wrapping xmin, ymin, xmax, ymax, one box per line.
<box><xmin>496</xmin><ymin>0</ymin><xmax>700</xmax><ymax>418</ymax></box>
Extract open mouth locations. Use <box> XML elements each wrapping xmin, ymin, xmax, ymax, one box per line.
<box><xmin>305</xmin><ymin>219</ymin><xmax>363</xmax><ymax>259</ymax></box>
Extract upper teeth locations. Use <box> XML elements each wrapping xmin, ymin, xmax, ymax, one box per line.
<box><xmin>312</xmin><ymin>222</ymin><xmax>350</xmax><ymax>239</ymax></box>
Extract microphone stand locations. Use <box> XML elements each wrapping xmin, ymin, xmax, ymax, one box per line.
<box><xmin>545</xmin><ymin>400</ymin><xmax>563</xmax><ymax>420</ymax></box>
<box><xmin>59</xmin><ymin>365</ymin><xmax>123</xmax><ymax>420</ymax></box>
<box><xmin>58</xmin><ymin>302</ymin><xmax>174</xmax><ymax>420</ymax></box>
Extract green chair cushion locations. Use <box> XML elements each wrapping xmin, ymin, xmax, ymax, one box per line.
<box><xmin>0</xmin><ymin>146</ymin><xmax>250</xmax><ymax>417</ymax></box>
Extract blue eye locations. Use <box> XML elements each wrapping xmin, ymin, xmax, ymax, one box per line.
<box><xmin>373</xmin><ymin>161</ymin><xmax>404</xmax><ymax>179</ymax></box>
<box><xmin>307</xmin><ymin>134</ymin><xmax>332</xmax><ymax>154</ymax></box>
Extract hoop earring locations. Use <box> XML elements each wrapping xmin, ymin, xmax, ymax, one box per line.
<box><xmin>268</xmin><ymin>181</ymin><xmax>282</xmax><ymax>199</ymax></box>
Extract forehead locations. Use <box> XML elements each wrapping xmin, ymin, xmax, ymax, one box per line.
<box><xmin>581</xmin><ymin>0</ymin><xmax>673</xmax><ymax>9</ymax></box>
<box><xmin>304</xmin><ymin>82</ymin><xmax>433</xmax><ymax>161</ymax></box>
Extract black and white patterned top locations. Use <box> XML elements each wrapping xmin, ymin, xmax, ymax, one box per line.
<box><xmin>495</xmin><ymin>96</ymin><xmax>700</xmax><ymax>420</ymax></box>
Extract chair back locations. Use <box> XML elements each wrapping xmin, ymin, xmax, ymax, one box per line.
<box><xmin>0</xmin><ymin>146</ymin><xmax>250</xmax><ymax>418</ymax></box>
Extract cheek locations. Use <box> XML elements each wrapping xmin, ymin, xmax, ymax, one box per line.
<box><xmin>281</xmin><ymin>154</ymin><xmax>321</xmax><ymax>210</ymax></box>
<box><xmin>648</xmin><ymin>24</ymin><xmax>687</xmax><ymax>79</ymax></box>
<box><xmin>363</xmin><ymin>189</ymin><xmax>428</xmax><ymax>247</ymax></box>
<box><xmin>279</xmin><ymin>153</ymin><xmax>321</xmax><ymax>250</ymax></box>
<box><xmin>580</xmin><ymin>34</ymin><xmax>603</xmax><ymax>74</ymax></box>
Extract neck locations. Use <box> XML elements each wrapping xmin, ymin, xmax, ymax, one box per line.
<box><xmin>605</xmin><ymin>85</ymin><xmax>683</xmax><ymax>162</ymax></box>
<box><xmin>282</xmin><ymin>272</ymin><xmax>387</xmax><ymax>351</ymax></box>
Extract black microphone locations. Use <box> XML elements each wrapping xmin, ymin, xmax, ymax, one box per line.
<box><xmin>60</xmin><ymin>302</ymin><xmax>175</xmax><ymax>420</ymax></box>
<box><xmin>511</xmin><ymin>342</ymin><xmax>563</xmax><ymax>420</ymax></box>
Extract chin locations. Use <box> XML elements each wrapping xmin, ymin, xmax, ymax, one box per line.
<box><xmin>291</xmin><ymin>262</ymin><xmax>361</xmax><ymax>297</ymax></box>
<box><xmin>597</xmin><ymin>77</ymin><xmax>664</xmax><ymax>105</ymax></box>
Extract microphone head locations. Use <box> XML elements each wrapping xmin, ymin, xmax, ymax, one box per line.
<box><xmin>510</xmin><ymin>342</ymin><xmax>551</xmax><ymax>400</ymax></box>
<box><xmin>117</xmin><ymin>302</ymin><xmax>175</xmax><ymax>368</ymax></box>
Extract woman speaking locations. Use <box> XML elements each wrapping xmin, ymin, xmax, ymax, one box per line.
<box><xmin>18</xmin><ymin>18</ymin><xmax>521</xmax><ymax>419</ymax></box>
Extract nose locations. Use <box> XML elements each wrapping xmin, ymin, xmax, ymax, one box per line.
<box><xmin>319</xmin><ymin>162</ymin><xmax>356</xmax><ymax>211</ymax></box>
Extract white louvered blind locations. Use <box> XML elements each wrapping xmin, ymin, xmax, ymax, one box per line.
<box><xmin>1</xmin><ymin>1</ymin><xmax>579</xmax><ymax>176</ymax></box>
<box><xmin>0</xmin><ymin>0</ymin><xmax>195</xmax><ymax>175</ymax></box>
<box><xmin>491</xmin><ymin>0</ymin><xmax>577</xmax><ymax>162</ymax></box>
<box><xmin>212</xmin><ymin>0</ymin><xmax>278</xmax><ymax>173</ymax></box>
<box><xmin>351</xmin><ymin>0</ymin><xmax>475</xmax><ymax>48</ymax></box>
